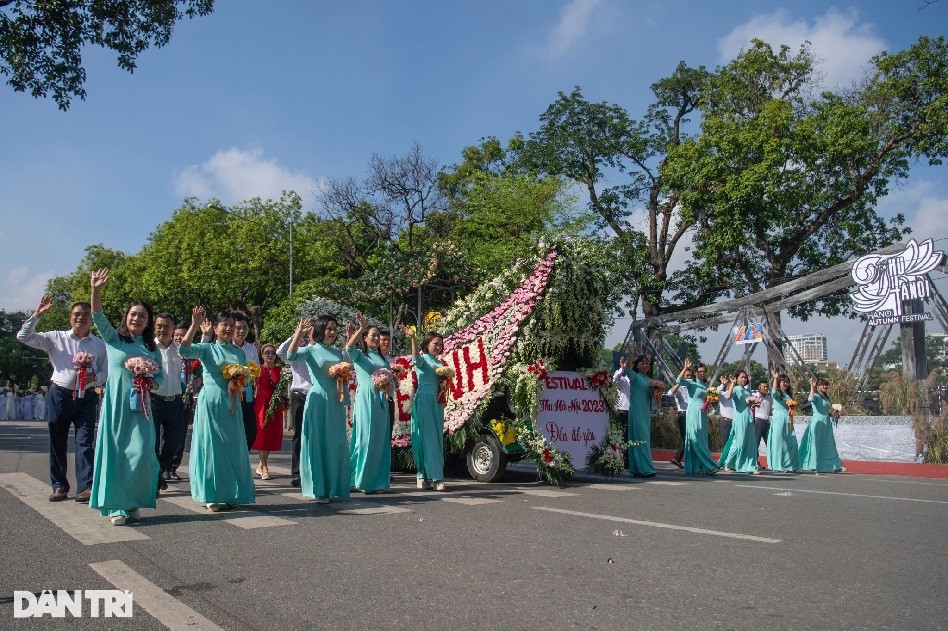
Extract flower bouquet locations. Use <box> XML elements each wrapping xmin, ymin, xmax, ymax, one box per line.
<box><xmin>785</xmin><ymin>398</ymin><xmax>799</xmax><ymax>431</ymax></box>
<box><xmin>328</xmin><ymin>361</ymin><xmax>354</xmax><ymax>403</ymax></box>
<box><xmin>434</xmin><ymin>365</ymin><xmax>455</xmax><ymax>406</ymax></box>
<box><xmin>72</xmin><ymin>351</ymin><xmax>96</xmax><ymax>399</ymax></box>
<box><xmin>371</xmin><ymin>367</ymin><xmax>395</xmax><ymax>395</ymax></box>
<box><xmin>585</xmin><ymin>429</ymin><xmax>638</xmax><ymax>479</ymax></box>
<box><xmin>222</xmin><ymin>363</ymin><xmax>252</xmax><ymax>414</ymax></box>
<box><xmin>526</xmin><ymin>359</ymin><xmax>548</xmax><ymax>380</ymax></box>
<box><xmin>515</xmin><ymin>420</ymin><xmax>575</xmax><ymax>485</ymax></box>
<box><xmin>589</xmin><ymin>370</ymin><xmax>612</xmax><ymax>389</ymax></box>
<box><xmin>489</xmin><ymin>419</ymin><xmax>518</xmax><ymax>447</ymax></box>
<box><xmin>702</xmin><ymin>386</ymin><xmax>720</xmax><ymax>412</ymax></box>
<box><xmin>125</xmin><ymin>356</ymin><xmax>160</xmax><ymax>415</ymax></box>
<box><xmin>263</xmin><ymin>366</ymin><xmax>291</xmax><ymax>427</ymax></box>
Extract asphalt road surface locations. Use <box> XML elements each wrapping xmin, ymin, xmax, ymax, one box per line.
<box><xmin>1</xmin><ymin>419</ymin><xmax>946</xmax><ymax>631</ymax></box>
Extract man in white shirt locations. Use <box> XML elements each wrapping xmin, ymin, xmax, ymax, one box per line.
<box><xmin>233</xmin><ymin>313</ymin><xmax>259</xmax><ymax>451</ymax></box>
<box><xmin>17</xmin><ymin>296</ymin><xmax>107</xmax><ymax>502</ymax></box>
<box><xmin>666</xmin><ymin>366</ymin><xmax>694</xmax><ymax>468</ymax></box>
<box><xmin>277</xmin><ymin>332</ymin><xmax>313</xmax><ymax>488</ymax></box>
<box><xmin>152</xmin><ymin>313</ymin><xmax>185</xmax><ymax>491</ymax></box>
<box><xmin>717</xmin><ymin>374</ymin><xmax>735</xmax><ymax>446</ymax></box>
<box><xmin>753</xmin><ymin>381</ymin><xmax>773</xmax><ymax>469</ymax></box>
<box><xmin>612</xmin><ymin>356</ymin><xmax>631</xmax><ymax>434</ymax></box>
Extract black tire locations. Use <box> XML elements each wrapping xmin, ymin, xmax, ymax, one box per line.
<box><xmin>466</xmin><ymin>434</ymin><xmax>508</xmax><ymax>482</ymax></box>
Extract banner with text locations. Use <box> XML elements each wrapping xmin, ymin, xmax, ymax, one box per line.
<box><xmin>538</xmin><ymin>371</ymin><xmax>609</xmax><ymax>466</ymax></box>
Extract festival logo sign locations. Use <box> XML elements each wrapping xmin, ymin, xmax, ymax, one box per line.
<box><xmin>850</xmin><ymin>239</ymin><xmax>944</xmax><ymax>326</ymax></box>
<box><xmin>537</xmin><ymin>371</ymin><xmax>609</xmax><ymax>466</ymax></box>
<box><xmin>733</xmin><ymin>317</ymin><xmax>765</xmax><ymax>345</ymax></box>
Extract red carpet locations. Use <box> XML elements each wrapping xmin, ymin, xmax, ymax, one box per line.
<box><xmin>651</xmin><ymin>449</ymin><xmax>948</xmax><ymax>479</ymax></box>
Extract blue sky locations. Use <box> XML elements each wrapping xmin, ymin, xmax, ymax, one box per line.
<box><xmin>1</xmin><ymin>0</ymin><xmax>945</xmax><ymax>363</ymax></box>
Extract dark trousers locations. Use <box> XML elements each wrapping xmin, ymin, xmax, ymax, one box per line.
<box><xmin>152</xmin><ymin>396</ymin><xmax>185</xmax><ymax>474</ymax></box>
<box><xmin>673</xmin><ymin>412</ymin><xmax>686</xmax><ymax>462</ymax></box>
<box><xmin>241</xmin><ymin>400</ymin><xmax>256</xmax><ymax>451</ymax></box>
<box><xmin>46</xmin><ymin>385</ymin><xmax>98</xmax><ymax>492</ymax></box>
<box><xmin>289</xmin><ymin>391</ymin><xmax>306</xmax><ymax>478</ymax></box>
<box><xmin>754</xmin><ymin>417</ymin><xmax>771</xmax><ymax>465</ymax></box>
<box><xmin>171</xmin><ymin>393</ymin><xmax>198</xmax><ymax>471</ymax></box>
<box><xmin>719</xmin><ymin>417</ymin><xmax>733</xmax><ymax>449</ymax></box>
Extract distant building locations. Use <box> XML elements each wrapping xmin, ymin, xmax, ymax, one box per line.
<box><xmin>787</xmin><ymin>333</ymin><xmax>828</xmax><ymax>364</ymax></box>
<box><xmin>810</xmin><ymin>360</ymin><xmax>842</xmax><ymax>372</ymax></box>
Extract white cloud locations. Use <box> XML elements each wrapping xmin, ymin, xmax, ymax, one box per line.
<box><xmin>0</xmin><ymin>266</ymin><xmax>54</xmax><ymax>313</ymax></box>
<box><xmin>718</xmin><ymin>8</ymin><xmax>886</xmax><ymax>89</ymax></box>
<box><xmin>538</xmin><ymin>0</ymin><xmax>603</xmax><ymax>60</ymax></box>
<box><xmin>173</xmin><ymin>147</ymin><xmax>319</xmax><ymax>204</ymax></box>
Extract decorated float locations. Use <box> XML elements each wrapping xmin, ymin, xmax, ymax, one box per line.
<box><xmin>388</xmin><ymin>238</ymin><xmax>624</xmax><ymax>484</ymax></box>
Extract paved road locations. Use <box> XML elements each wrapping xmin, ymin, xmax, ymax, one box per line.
<box><xmin>1</xmin><ymin>419</ymin><xmax>946</xmax><ymax>631</ymax></box>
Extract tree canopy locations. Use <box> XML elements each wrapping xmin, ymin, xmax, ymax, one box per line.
<box><xmin>0</xmin><ymin>0</ymin><xmax>214</xmax><ymax>109</ymax></box>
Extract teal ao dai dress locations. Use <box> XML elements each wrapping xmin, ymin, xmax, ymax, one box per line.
<box><xmin>675</xmin><ymin>376</ymin><xmax>720</xmax><ymax>474</ymax></box>
<box><xmin>717</xmin><ymin>385</ymin><xmax>759</xmax><ymax>473</ymax></box>
<box><xmin>798</xmin><ymin>393</ymin><xmax>844</xmax><ymax>472</ymax></box>
<box><xmin>89</xmin><ymin>311</ymin><xmax>163</xmax><ymax>519</ymax></box>
<box><xmin>178</xmin><ymin>342</ymin><xmax>255</xmax><ymax>506</ymax></box>
<box><xmin>288</xmin><ymin>343</ymin><xmax>350</xmax><ymax>500</ymax></box>
<box><xmin>768</xmin><ymin>390</ymin><xmax>800</xmax><ymax>472</ymax></box>
<box><xmin>412</xmin><ymin>353</ymin><xmax>445</xmax><ymax>483</ymax></box>
<box><xmin>626</xmin><ymin>369</ymin><xmax>657</xmax><ymax>476</ymax></box>
<box><xmin>348</xmin><ymin>347</ymin><xmax>392</xmax><ymax>492</ymax></box>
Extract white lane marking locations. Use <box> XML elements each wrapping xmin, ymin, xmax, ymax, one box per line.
<box><xmin>645</xmin><ymin>481</ymin><xmax>689</xmax><ymax>486</ymax></box>
<box><xmin>584</xmin><ymin>483</ymin><xmax>639</xmax><ymax>491</ymax></box>
<box><xmin>733</xmin><ymin>484</ymin><xmax>948</xmax><ymax>504</ymax></box>
<box><xmin>0</xmin><ymin>472</ymin><xmax>150</xmax><ymax>545</ymax></box>
<box><xmin>533</xmin><ymin>506</ymin><xmax>782</xmax><ymax>544</ymax></box>
<box><xmin>338</xmin><ymin>504</ymin><xmax>413</xmax><ymax>515</ymax></box>
<box><xmin>159</xmin><ymin>495</ymin><xmax>297</xmax><ymax>528</ymax></box>
<box><xmin>441</xmin><ymin>496</ymin><xmax>503</xmax><ymax>505</ymax></box>
<box><xmin>516</xmin><ymin>488</ymin><xmax>578</xmax><ymax>498</ymax></box>
<box><xmin>90</xmin><ymin>560</ymin><xmax>222</xmax><ymax>630</ymax></box>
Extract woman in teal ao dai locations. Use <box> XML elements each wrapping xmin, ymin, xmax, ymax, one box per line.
<box><xmin>675</xmin><ymin>358</ymin><xmax>720</xmax><ymax>475</ymax></box>
<box><xmin>288</xmin><ymin>315</ymin><xmax>350</xmax><ymax>502</ymax></box>
<box><xmin>179</xmin><ymin>307</ymin><xmax>255</xmax><ymax>510</ymax></box>
<box><xmin>717</xmin><ymin>371</ymin><xmax>760</xmax><ymax>473</ymax></box>
<box><xmin>405</xmin><ymin>327</ymin><xmax>447</xmax><ymax>491</ymax></box>
<box><xmin>88</xmin><ymin>268</ymin><xmax>163</xmax><ymax>525</ymax></box>
<box><xmin>768</xmin><ymin>370</ymin><xmax>800</xmax><ymax>472</ymax></box>
<box><xmin>625</xmin><ymin>355</ymin><xmax>665</xmax><ymax>477</ymax></box>
<box><xmin>345</xmin><ymin>313</ymin><xmax>392</xmax><ymax>493</ymax></box>
<box><xmin>799</xmin><ymin>377</ymin><xmax>846</xmax><ymax>473</ymax></box>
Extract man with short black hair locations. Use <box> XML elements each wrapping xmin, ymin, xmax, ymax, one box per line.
<box><xmin>17</xmin><ymin>295</ymin><xmax>108</xmax><ymax>502</ymax></box>
<box><xmin>753</xmin><ymin>381</ymin><xmax>773</xmax><ymax>470</ymax></box>
<box><xmin>152</xmin><ymin>313</ymin><xmax>185</xmax><ymax>490</ymax></box>
<box><xmin>233</xmin><ymin>313</ymin><xmax>259</xmax><ymax>451</ymax></box>
<box><xmin>277</xmin><ymin>331</ymin><xmax>312</xmax><ymax>487</ymax></box>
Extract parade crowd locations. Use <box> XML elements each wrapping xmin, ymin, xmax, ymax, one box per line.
<box><xmin>12</xmin><ymin>268</ymin><xmax>847</xmax><ymax>527</ymax></box>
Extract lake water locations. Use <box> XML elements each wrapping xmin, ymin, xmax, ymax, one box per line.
<box><xmin>772</xmin><ymin>416</ymin><xmax>920</xmax><ymax>462</ymax></box>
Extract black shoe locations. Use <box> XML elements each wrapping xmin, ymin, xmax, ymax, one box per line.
<box><xmin>669</xmin><ymin>459</ymin><xmax>684</xmax><ymax>469</ymax></box>
<box><xmin>290</xmin><ymin>477</ymin><xmax>301</xmax><ymax>487</ymax></box>
<box><xmin>168</xmin><ymin>470</ymin><xmax>182</xmax><ymax>481</ymax></box>
<box><xmin>158</xmin><ymin>477</ymin><xmax>168</xmax><ymax>491</ymax></box>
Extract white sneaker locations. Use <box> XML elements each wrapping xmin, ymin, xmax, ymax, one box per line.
<box><xmin>129</xmin><ymin>509</ymin><xmax>141</xmax><ymax>520</ymax></box>
<box><xmin>416</xmin><ymin>479</ymin><xmax>430</xmax><ymax>490</ymax></box>
<box><xmin>433</xmin><ymin>481</ymin><xmax>446</xmax><ymax>492</ymax></box>
<box><xmin>110</xmin><ymin>515</ymin><xmax>126</xmax><ymax>526</ymax></box>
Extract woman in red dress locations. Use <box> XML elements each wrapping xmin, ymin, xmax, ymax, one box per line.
<box><xmin>252</xmin><ymin>344</ymin><xmax>284</xmax><ymax>479</ymax></box>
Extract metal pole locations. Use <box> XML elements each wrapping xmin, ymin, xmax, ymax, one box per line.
<box><xmin>289</xmin><ymin>220</ymin><xmax>294</xmax><ymax>297</ymax></box>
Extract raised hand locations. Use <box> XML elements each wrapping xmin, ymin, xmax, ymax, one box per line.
<box><xmin>619</xmin><ymin>355</ymin><xmax>627</xmax><ymax>369</ymax></box>
<box><xmin>356</xmin><ymin>311</ymin><xmax>368</xmax><ymax>330</ymax></box>
<box><xmin>296</xmin><ymin>317</ymin><xmax>313</xmax><ymax>335</ymax></box>
<box><xmin>33</xmin><ymin>294</ymin><xmax>53</xmax><ymax>318</ymax></box>
<box><xmin>398</xmin><ymin>323</ymin><xmax>416</xmax><ymax>339</ymax></box>
<box><xmin>683</xmin><ymin>357</ymin><xmax>693</xmax><ymax>370</ymax></box>
<box><xmin>90</xmin><ymin>268</ymin><xmax>110</xmax><ymax>289</ymax></box>
<box><xmin>191</xmin><ymin>306</ymin><xmax>206</xmax><ymax>327</ymax></box>
<box><xmin>345</xmin><ymin>321</ymin><xmax>356</xmax><ymax>338</ymax></box>
<box><xmin>809</xmin><ymin>377</ymin><xmax>817</xmax><ymax>388</ymax></box>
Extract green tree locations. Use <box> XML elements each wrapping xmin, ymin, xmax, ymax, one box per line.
<box><xmin>665</xmin><ymin>36</ymin><xmax>948</xmax><ymax>321</ymax></box>
<box><xmin>0</xmin><ymin>0</ymin><xmax>214</xmax><ymax>109</ymax></box>
<box><xmin>41</xmin><ymin>244</ymin><xmax>133</xmax><ymax>331</ymax></box>
<box><xmin>0</xmin><ymin>309</ymin><xmax>51</xmax><ymax>387</ymax></box>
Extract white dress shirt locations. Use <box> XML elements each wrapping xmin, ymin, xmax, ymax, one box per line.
<box><xmin>717</xmin><ymin>387</ymin><xmax>735</xmax><ymax>420</ymax></box>
<box><xmin>17</xmin><ymin>315</ymin><xmax>108</xmax><ymax>389</ymax></box>
<box><xmin>667</xmin><ymin>386</ymin><xmax>689</xmax><ymax>413</ymax></box>
<box><xmin>612</xmin><ymin>368</ymin><xmax>630</xmax><ymax>411</ymax></box>
<box><xmin>152</xmin><ymin>339</ymin><xmax>184</xmax><ymax>397</ymax></box>
<box><xmin>276</xmin><ymin>336</ymin><xmax>312</xmax><ymax>392</ymax></box>
<box><xmin>754</xmin><ymin>392</ymin><xmax>773</xmax><ymax>420</ymax></box>
<box><xmin>234</xmin><ymin>340</ymin><xmax>259</xmax><ymax>365</ymax></box>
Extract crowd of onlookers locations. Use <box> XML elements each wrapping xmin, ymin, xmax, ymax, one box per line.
<box><xmin>0</xmin><ymin>386</ymin><xmax>48</xmax><ymax>420</ymax></box>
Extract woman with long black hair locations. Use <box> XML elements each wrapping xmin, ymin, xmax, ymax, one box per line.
<box><xmin>625</xmin><ymin>355</ymin><xmax>665</xmax><ymax>477</ymax></box>
<box><xmin>88</xmin><ymin>268</ymin><xmax>163</xmax><ymax>525</ymax></box>
<box><xmin>799</xmin><ymin>377</ymin><xmax>846</xmax><ymax>474</ymax></box>
<box><xmin>675</xmin><ymin>358</ymin><xmax>720</xmax><ymax>475</ymax></box>
<box><xmin>179</xmin><ymin>307</ymin><xmax>256</xmax><ymax>511</ymax></box>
